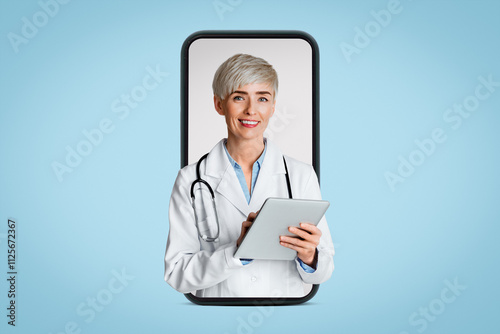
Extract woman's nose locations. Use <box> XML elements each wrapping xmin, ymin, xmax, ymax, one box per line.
<box><xmin>244</xmin><ymin>100</ymin><xmax>256</xmax><ymax>115</ymax></box>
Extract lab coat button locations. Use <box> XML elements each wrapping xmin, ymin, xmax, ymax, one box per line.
<box><xmin>251</xmin><ymin>276</ymin><xmax>257</xmax><ymax>282</ymax></box>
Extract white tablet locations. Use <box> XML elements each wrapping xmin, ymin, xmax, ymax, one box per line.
<box><xmin>234</xmin><ymin>198</ymin><xmax>330</xmax><ymax>261</ymax></box>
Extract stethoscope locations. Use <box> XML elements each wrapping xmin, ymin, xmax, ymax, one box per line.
<box><xmin>190</xmin><ymin>153</ymin><xmax>293</xmax><ymax>242</ymax></box>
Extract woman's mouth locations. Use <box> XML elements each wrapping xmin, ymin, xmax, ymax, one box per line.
<box><xmin>239</xmin><ymin>119</ymin><xmax>259</xmax><ymax>128</ymax></box>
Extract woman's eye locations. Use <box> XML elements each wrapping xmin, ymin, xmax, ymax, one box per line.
<box><xmin>258</xmin><ymin>97</ymin><xmax>268</xmax><ymax>102</ymax></box>
<box><xmin>233</xmin><ymin>96</ymin><xmax>243</xmax><ymax>101</ymax></box>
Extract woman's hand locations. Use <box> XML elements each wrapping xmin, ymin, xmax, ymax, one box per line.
<box><xmin>236</xmin><ymin>212</ymin><xmax>257</xmax><ymax>247</ymax></box>
<box><xmin>280</xmin><ymin>223</ymin><xmax>321</xmax><ymax>268</ymax></box>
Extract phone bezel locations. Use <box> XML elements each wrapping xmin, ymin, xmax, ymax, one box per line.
<box><xmin>180</xmin><ymin>30</ymin><xmax>321</xmax><ymax>306</ymax></box>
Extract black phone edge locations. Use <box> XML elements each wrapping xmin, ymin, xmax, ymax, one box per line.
<box><xmin>180</xmin><ymin>29</ymin><xmax>320</xmax><ymax>179</ymax></box>
<box><xmin>179</xmin><ymin>29</ymin><xmax>321</xmax><ymax>306</ymax></box>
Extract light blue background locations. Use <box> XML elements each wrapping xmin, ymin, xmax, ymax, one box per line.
<box><xmin>1</xmin><ymin>0</ymin><xmax>499</xmax><ymax>333</ymax></box>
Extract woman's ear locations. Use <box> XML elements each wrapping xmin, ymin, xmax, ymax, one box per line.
<box><xmin>214</xmin><ymin>95</ymin><xmax>224</xmax><ymax>116</ymax></box>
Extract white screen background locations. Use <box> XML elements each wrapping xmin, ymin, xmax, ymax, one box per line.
<box><xmin>187</xmin><ymin>38</ymin><xmax>313</xmax><ymax>165</ymax></box>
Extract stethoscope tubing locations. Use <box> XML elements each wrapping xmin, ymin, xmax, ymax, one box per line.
<box><xmin>191</xmin><ymin>153</ymin><xmax>292</xmax><ymax>242</ymax></box>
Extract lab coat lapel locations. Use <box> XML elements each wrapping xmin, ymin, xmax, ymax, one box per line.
<box><xmin>205</xmin><ymin>140</ymin><xmax>250</xmax><ymax>217</ymax></box>
<box><xmin>249</xmin><ymin>140</ymin><xmax>286</xmax><ymax>212</ymax></box>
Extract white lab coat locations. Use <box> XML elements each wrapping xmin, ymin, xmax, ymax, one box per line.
<box><xmin>164</xmin><ymin>139</ymin><xmax>334</xmax><ymax>297</ymax></box>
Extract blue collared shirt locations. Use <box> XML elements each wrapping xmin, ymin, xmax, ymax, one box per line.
<box><xmin>224</xmin><ymin>141</ymin><xmax>316</xmax><ymax>273</ymax></box>
<box><xmin>223</xmin><ymin>142</ymin><xmax>266</xmax><ymax>204</ymax></box>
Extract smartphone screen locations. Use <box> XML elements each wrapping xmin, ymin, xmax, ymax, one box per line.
<box><xmin>180</xmin><ymin>30</ymin><xmax>320</xmax><ymax>305</ymax></box>
<box><xmin>182</xmin><ymin>31</ymin><xmax>319</xmax><ymax>174</ymax></box>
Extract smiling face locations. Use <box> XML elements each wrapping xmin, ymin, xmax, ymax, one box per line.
<box><xmin>214</xmin><ymin>82</ymin><xmax>276</xmax><ymax>144</ymax></box>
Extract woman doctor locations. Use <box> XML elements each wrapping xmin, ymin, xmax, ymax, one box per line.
<box><xmin>164</xmin><ymin>54</ymin><xmax>334</xmax><ymax>297</ymax></box>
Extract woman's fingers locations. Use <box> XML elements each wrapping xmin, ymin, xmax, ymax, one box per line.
<box><xmin>280</xmin><ymin>223</ymin><xmax>321</xmax><ymax>267</ymax></box>
<box><xmin>280</xmin><ymin>236</ymin><xmax>314</xmax><ymax>250</ymax></box>
<box><xmin>237</xmin><ymin>215</ymin><xmax>256</xmax><ymax>247</ymax></box>
<box><xmin>297</xmin><ymin>223</ymin><xmax>322</xmax><ymax>237</ymax></box>
<box><xmin>242</xmin><ymin>220</ymin><xmax>253</xmax><ymax>228</ymax></box>
<box><xmin>279</xmin><ymin>239</ymin><xmax>300</xmax><ymax>251</ymax></box>
<box><xmin>279</xmin><ymin>236</ymin><xmax>316</xmax><ymax>266</ymax></box>
<box><xmin>246</xmin><ymin>212</ymin><xmax>257</xmax><ymax>222</ymax></box>
<box><xmin>287</xmin><ymin>224</ymin><xmax>321</xmax><ymax>245</ymax></box>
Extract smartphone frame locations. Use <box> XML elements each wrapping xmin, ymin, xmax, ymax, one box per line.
<box><xmin>180</xmin><ymin>30</ymin><xmax>321</xmax><ymax>306</ymax></box>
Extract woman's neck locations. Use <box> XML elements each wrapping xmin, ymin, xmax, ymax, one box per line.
<box><xmin>225</xmin><ymin>136</ymin><xmax>265</xmax><ymax>169</ymax></box>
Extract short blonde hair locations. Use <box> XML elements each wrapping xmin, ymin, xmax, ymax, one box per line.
<box><xmin>212</xmin><ymin>54</ymin><xmax>278</xmax><ymax>100</ymax></box>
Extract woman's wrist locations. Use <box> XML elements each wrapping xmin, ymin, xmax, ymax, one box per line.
<box><xmin>301</xmin><ymin>249</ymin><xmax>318</xmax><ymax>269</ymax></box>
